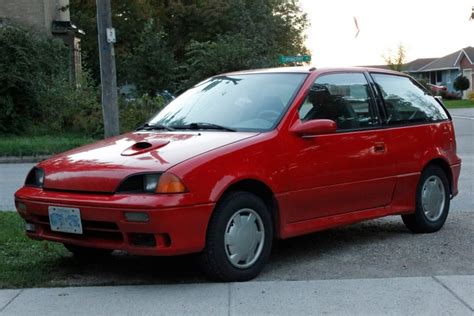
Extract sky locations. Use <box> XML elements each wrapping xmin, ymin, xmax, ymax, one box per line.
<box><xmin>300</xmin><ymin>0</ymin><xmax>474</xmax><ymax>67</ymax></box>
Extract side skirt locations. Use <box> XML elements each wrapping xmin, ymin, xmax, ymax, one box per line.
<box><xmin>280</xmin><ymin>206</ymin><xmax>413</xmax><ymax>239</ymax></box>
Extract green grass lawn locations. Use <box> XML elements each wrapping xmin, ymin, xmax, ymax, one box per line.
<box><xmin>0</xmin><ymin>212</ymin><xmax>205</xmax><ymax>289</ymax></box>
<box><xmin>0</xmin><ymin>212</ymin><xmax>70</xmax><ymax>288</ymax></box>
<box><xmin>443</xmin><ymin>99</ymin><xmax>474</xmax><ymax>109</ymax></box>
<box><xmin>0</xmin><ymin>135</ymin><xmax>97</xmax><ymax>157</ymax></box>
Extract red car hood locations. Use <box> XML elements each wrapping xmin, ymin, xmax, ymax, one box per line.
<box><xmin>39</xmin><ymin>131</ymin><xmax>258</xmax><ymax>193</ymax></box>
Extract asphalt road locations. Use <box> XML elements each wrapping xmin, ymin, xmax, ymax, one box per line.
<box><xmin>0</xmin><ymin>108</ymin><xmax>472</xmax><ymax>284</ymax></box>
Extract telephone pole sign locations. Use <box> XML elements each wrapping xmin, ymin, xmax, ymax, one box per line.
<box><xmin>97</xmin><ymin>0</ymin><xmax>119</xmax><ymax>138</ymax></box>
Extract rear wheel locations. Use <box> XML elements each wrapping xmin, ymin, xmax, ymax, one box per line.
<box><xmin>199</xmin><ymin>191</ymin><xmax>273</xmax><ymax>281</ymax></box>
<box><xmin>64</xmin><ymin>244</ymin><xmax>113</xmax><ymax>257</ymax></box>
<box><xmin>402</xmin><ymin>165</ymin><xmax>450</xmax><ymax>233</ymax></box>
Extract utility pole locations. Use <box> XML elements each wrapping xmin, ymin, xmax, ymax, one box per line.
<box><xmin>96</xmin><ymin>0</ymin><xmax>119</xmax><ymax>138</ymax></box>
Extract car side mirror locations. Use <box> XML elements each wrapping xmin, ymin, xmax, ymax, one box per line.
<box><xmin>290</xmin><ymin>119</ymin><xmax>337</xmax><ymax>136</ymax></box>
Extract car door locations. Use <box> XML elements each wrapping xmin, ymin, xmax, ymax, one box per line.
<box><xmin>285</xmin><ymin>72</ymin><xmax>397</xmax><ymax>223</ymax></box>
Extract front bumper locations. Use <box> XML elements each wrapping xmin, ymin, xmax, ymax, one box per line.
<box><xmin>15</xmin><ymin>187</ymin><xmax>214</xmax><ymax>256</ymax></box>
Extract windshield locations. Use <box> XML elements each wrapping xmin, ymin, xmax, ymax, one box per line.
<box><xmin>148</xmin><ymin>73</ymin><xmax>307</xmax><ymax>132</ymax></box>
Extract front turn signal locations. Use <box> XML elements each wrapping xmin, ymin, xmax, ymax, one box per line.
<box><xmin>156</xmin><ymin>173</ymin><xmax>187</xmax><ymax>193</ymax></box>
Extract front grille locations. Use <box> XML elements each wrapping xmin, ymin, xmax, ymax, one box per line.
<box><xmin>37</xmin><ymin>216</ymin><xmax>119</xmax><ymax>231</ymax></box>
<box><xmin>43</xmin><ymin>226</ymin><xmax>124</xmax><ymax>243</ymax></box>
<box><xmin>33</xmin><ymin>215</ymin><xmax>123</xmax><ymax>243</ymax></box>
<box><xmin>84</xmin><ymin>220</ymin><xmax>119</xmax><ymax>231</ymax></box>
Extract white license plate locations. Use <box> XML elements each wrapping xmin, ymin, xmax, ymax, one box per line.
<box><xmin>48</xmin><ymin>206</ymin><xmax>83</xmax><ymax>234</ymax></box>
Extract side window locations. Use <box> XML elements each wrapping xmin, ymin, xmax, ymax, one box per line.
<box><xmin>371</xmin><ymin>73</ymin><xmax>449</xmax><ymax>125</ymax></box>
<box><xmin>298</xmin><ymin>73</ymin><xmax>379</xmax><ymax>130</ymax></box>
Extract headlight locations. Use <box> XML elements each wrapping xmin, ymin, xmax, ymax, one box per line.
<box><xmin>116</xmin><ymin>172</ymin><xmax>187</xmax><ymax>194</ymax></box>
<box><xmin>144</xmin><ymin>174</ymin><xmax>160</xmax><ymax>192</ymax></box>
<box><xmin>25</xmin><ymin>167</ymin><xmax>45</xmax><ymax>188</ymax></box>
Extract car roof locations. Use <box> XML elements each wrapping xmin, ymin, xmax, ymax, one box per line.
<box><xmin>224</xmin><ymin>66</ymin><xmax>407</xmax><ymax>77</ymax></box>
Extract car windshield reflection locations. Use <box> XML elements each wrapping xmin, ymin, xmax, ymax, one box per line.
<box><xmin>149</xmin><ymin>73</ymin><xmax>307</xmax><ymax>132</ymax></box>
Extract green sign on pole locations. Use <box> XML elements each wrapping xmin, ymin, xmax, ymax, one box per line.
<box><xmin>278</xmin><ymin>55</ymin><xmax>311</xmax><ymax>64</ymax></box>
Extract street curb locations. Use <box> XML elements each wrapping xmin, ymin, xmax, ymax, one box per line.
<box><xmin>0</xmin><ymin>155</ymin><xmax>51</xmax><ymax>164</ymax></box>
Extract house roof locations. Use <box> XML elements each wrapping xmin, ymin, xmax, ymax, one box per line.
<box><xmin>357</xmin><ymin>47</ymin><xmax>474</xmax><ymax>73</ymax></box>
<box><xmin>402</xmin><ymin>58</ymin><xmax>436</xmax><ymax>72</ymax></box>
<box><xmin>455</xmin><ymin>46</ymin><xmax>474</xmax><ymax>65</ymax></box>
<box><xmin>413</xmin><ymin>46</ymin><xmax>474</xmax><ymax>72</ymax></box>
<box><xmin>360</xmin><ymin>57</ymin><xmax>445</xmax><ymax>72</ymax></box>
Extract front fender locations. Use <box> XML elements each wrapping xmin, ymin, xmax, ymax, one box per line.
<box><xmin>169</xmin><ymin>132</ymin><xmax>286</xmax><ymax>205</ymax></box>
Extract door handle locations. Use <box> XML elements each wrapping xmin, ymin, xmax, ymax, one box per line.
<box><xmin>374</xmin><ymin>142</ymin><xmax>385</xmax><ymax>153</ymax></box>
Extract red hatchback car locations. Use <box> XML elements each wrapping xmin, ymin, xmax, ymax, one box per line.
<box><xmin>15</xmin><ymin>67</ymin><xmax>461</xmax><ymax>281</ymax></box>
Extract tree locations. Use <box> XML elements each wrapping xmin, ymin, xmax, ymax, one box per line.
<box><xmin>70</xmin><ymin>0</ymin><xmax>310</xmax><ymax>91</ymax></box>
<box><xmin>177</xmin><ymin>0</ymin><xmax>309</xmax><ymax>88</ymax></box>
<box><xmin>181</xmin><ymin>34</ymin><xmax>264</xmax><ymax>90</ymax></box>
<box><xmin>453</xmin><ymin>75</ymin><xmax>470</xmax><ymax>94</ymax></box>
<box><xmin>70</xmin><ymin>0</ymin><xmax>165</xmax><ymax>83</ymax></box>
<box><xmin>126</xmin><ymin>19</ymin><xmax>177</xmax><ymax>95</ymax></box>
<box><xmin>383</xmin><ymin>44</ymin><xmax>406</xmax><ymax>72</ymax></box>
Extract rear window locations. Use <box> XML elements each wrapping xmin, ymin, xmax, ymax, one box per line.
<box><xmin>371</xmin><ymin>73</ymin><xmax>449</xmax><ymax>125</ymax></box>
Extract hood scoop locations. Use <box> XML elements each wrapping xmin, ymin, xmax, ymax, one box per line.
<box><xmin>121</xmin><ymin>140</ymin><xmax>170</xmax><ymax>156</ymax></box>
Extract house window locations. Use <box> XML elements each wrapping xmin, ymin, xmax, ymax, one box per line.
<box><xmin>436</xmin><ymin>71</ymin><xmax>442</xmax><ymax>83</ymax></box>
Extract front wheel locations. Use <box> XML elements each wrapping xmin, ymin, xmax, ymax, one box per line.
<box><xmin>402</xmin><ymin>165</ymin><xmax>450</xmax><ymax>233</ymax></box>
<box><xmin>199</xmin><ymin>191</ymin><xmax>273</xmax><ymax>281</ymax></box>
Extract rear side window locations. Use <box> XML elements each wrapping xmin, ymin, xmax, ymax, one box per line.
<box><xmin>371</xmin><ymin>73</ymin><xmax>449</xmax><ymax>125</ymax></box>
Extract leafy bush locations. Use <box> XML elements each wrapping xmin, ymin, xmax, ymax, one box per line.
<box><xmin>36</xmin><ymin>71</ymin><xmax>103</xmax><ymax>137</ymax></box>
<box><xmin>37</xmin><ymin>74</ymin><xmax>165</xmax><ymax>136</ymax></box>
<box><xmin>0</xmin><ymin>25</ymin><xmax>68</xmax><ymax>134</ymax></box>
<box><xmin>0</xmin><ymin>24</ymin><xmax>172</xmax><ymax>140</ymax></box>
<box><xmin>439</xmin><ymin>90</ymin><xmax>462</xmax><ymax>100</ymax></box>
<box><xmin>468</xmin><ymin>91</ymin><xmax>474</xmax><ymax>100</ymax></box>
<box><xmin>417</xmin><ymin>79</ymin><xmax>431</xmax><ymax>92</ymax></box>
<box><xmin>119</xmin><ymin>94</ymin><xmax>165</xmax><ymax>133</ymax></box>
<box><xmin>453</xmin><ymin>75</ymin><xmax>470</xmax><ymax>92</ymax></box>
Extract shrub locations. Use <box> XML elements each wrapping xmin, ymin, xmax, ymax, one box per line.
<box><xmin>36</xmin><ymin>71</ymin><xmax>103</xmax><ymax>137</ymax></box>
<box><xmin>0</xmin><ymin>25</ymin><xmax>68</xmax><ymax>134</ymax></box>
<box><xmin>453</xmin><ymin>75</ymin><xmax>470</xmax><ymax>92</ymax></box>
<box><xmin>119</xmin><ymin>94</ymin><xmax>165</xmax><ymax>133</ymax></box>
<box><xmin>417</xmin><ymin>79</ymin><xmax>431</xmax><ymax>92</ymax></box>
<box><xmin>0</xmin><ymin>24</ymin><xmax>171</xmax><ymax>138</ymax></box>
<box><xmin>439</xmin><ymin>90</ymin><xmax>461</xmax><ymax>100</ymax></box>
<box><xmin>468</xmin><ymin>91</ymin><xmax>474</xmax><ymax>100</ymax></box>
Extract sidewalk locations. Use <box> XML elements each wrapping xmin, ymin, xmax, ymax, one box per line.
<box><xmin>1</xmin><ymin>275</ymin><xmax>473</xmax><ymax>315</ymax></box>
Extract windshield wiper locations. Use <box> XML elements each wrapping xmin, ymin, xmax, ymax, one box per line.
<box><xmin>136</xmin><ymin>123</ymin><xmax>175</xmax><ymax>131</ymax></box>
<box><xmin>171</xmin><ymin>122</ymin><xmax>236</xmax><ymax>132</ymax></box>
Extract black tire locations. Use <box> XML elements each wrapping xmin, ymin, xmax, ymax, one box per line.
<box><xmin>64</xmin><ymin>244</ymin><xmax>113</xmax><ymax>257</ymax></box>
<box><xmin>402</xmin><ymin>165</ymin><xmax>450</xmax><ymax>233</ymax></box>
<box><xmin>199</xmin><ymin>191</ymin><xmax>273</xmax><ymax>282</ymax></box>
